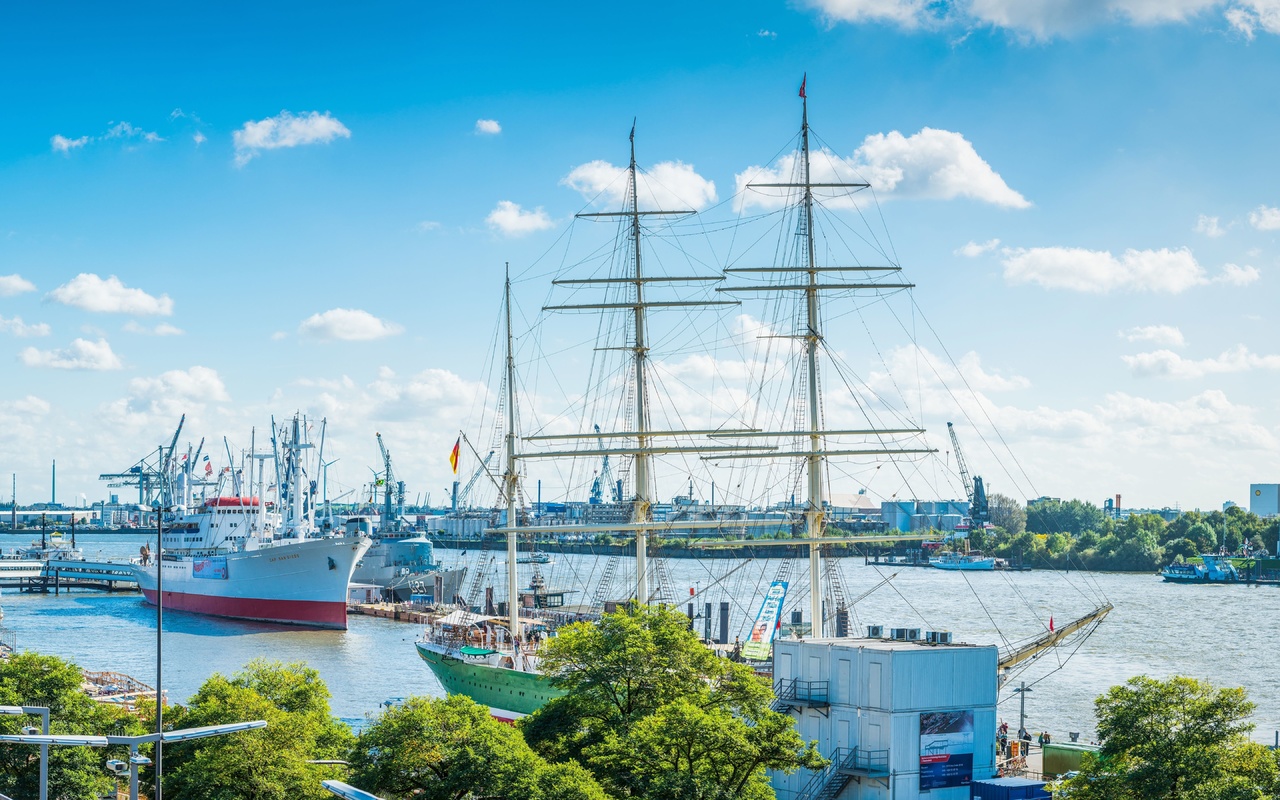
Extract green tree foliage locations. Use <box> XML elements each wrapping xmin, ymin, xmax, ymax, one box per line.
<box><xmin>159</xmin><ymin>659</ymin><xmax>353</xmax><ymax>800</ymax></box>
<box><xmin>987</xmin><ymin>493</ymin><xmax>1026</xmax><ymax>535</ymax></box>
<box><xmin>1026</xmin><ymin>498</ymin><xmax>1105</xmax><ymax>536</ymax></box>
<box><xmin>348</xmin><ymin>694</ymin><xmax>606</xmax><ymax>800</ymax></box>
<box><xmin>524</xmin><ymin>605</ymin><xmax>824</xmax><ymax>800</ymax></box>
<box><xmin>0</xmin><ymin>652</ymin><xmax>146</xmax><ymax>800</ymax></box>
<box><xmin>1061</xmin><ymin>676</ymin><xmax>1279</xmax><ymax>800</ymax></box>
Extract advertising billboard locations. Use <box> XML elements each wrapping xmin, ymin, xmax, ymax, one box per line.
<box><xmin>742</xmin><ymin>580</ymin><xmax>788</xmax><ymax>660</ymax></box>
<box><xmin>919</xmin><ymin>710</ymin><xmax>974</xmax><ymax>791</ymax></box>
<box><xmin>193</xmin><ymin>556</ymin><xmax>228</xmax><ymax>580</ymax></box>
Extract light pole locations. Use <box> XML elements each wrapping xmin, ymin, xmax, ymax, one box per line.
<box><xmin>322</xmin><ymin>780</ymin><xmax>387</xmax><ymax>800</ymax></box>
<box><xmin>1013</xmin><ymin>681</ymin><xmax>1033</xmax><ymax>740</ymax></box>
<box><xmin>107</xmin><ymin>720</ymin><xmax>268</xmax><ymax>800</ymax></box>
<box><xmin>0</xmin><ymin>705</ymin><xmax>51</xmax><ymax>800</ymax></box>
<box><xmin>154</xmin><ymin>503</ymin><xmax>164</xmax><ymax>800</ymax></box>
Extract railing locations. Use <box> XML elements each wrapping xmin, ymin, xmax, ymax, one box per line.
<box><xmin>773</xmin><ymin>678</ymin><xmax>830</xmax><ymax>710</ymax></box>
<box><xmin>837</xmin><ymin>746</ymin><xmax>890</xmax><ymax>775</ymax></box>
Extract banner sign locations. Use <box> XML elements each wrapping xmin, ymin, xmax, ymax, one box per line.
<box><xmin>193</xmin><ymin>557</ymin><xmax>228</xmax><ymax>580</ymax></box>
<box><xmin>742</xmin><ymin>580</ymin><xmax>788</xmax><ymax>660</ymax></box>
<box><xmin>919</xmin><ymin>710</ymin><xmax>974</xmax><ymax>791</ymax></box>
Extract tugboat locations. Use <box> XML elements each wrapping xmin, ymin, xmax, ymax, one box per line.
<box><xmin>1161</xmin><ymin>554</ymin><xmax>1239</xmax><ymax>583</ymax></box>
<box><xmin>931</xmin><ymin>550</ymin><xmax>996</xmax><ymax>571</ymax></box>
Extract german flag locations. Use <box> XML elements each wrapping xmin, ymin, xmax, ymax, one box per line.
<box><xmin>449</xmin><ymin>437</ymin><xmax>461</xmax><ymax>474</ymax></box>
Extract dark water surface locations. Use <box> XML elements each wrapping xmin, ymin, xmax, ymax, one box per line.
<box><xmin>4</xmin><ymin>532</ymin><xmax>1275</xmax><ymax>741</ymax></box>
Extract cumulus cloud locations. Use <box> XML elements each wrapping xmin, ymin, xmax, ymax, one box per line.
<box><xmin>123</xmin><ymin>321</ymin><xmax>185</xmax><ymax>336</ymax></box>
<box><xmin>1248</xmin><ymin>205</ymin><xmax>1280</xmax><ymax>230</ymax></box>
<box><xmin>0</xmin><ymin>316</ymin><xmax>51</xmax><ymax>338</ymax></box>
<box><xmin>737</xmin><ymin>129</ymin><xmax>1027</xmax><ymax>211</ymax></box>
<box><xmin>48</xmin><ymin>273</ymin><xmax>174</xmax><ymax>315</ymax></box>
<box><xmin>298</xmin><ymin>308</ymin><xmax>403</xmax><ymax>342</ymax></box>
<box><xmin>1000</xmin><ymin>246</ymin><xmax>1234</xmax><ymax>293</ymax></box>
<box><xmin>475</xmin><ymin>119</ymin><xmax>502</xmax><ymax>135</ymax></box>
<box><xmin>802</xmin><ymin>0</ymin><xmax>1275</xmax><ymax>39</ymax></box>
<box><xmin>233</xmin><ymin>110</ymin><xmax>351</xmax><ymax>166</ymax></box>
<box><xmin>955</xmin><ymin>238</ymin><xmax>1001</xmax><ymax>257</ymax></box>
<box><xmin>1123</xmin><ymin>345</ymin><xmax>1280</xmax><ymax>379</ymax></box>
<box><xmin>51</xmin><ymin>134</ymin><xmax>90</xmax><ymax>153</ymax></box>
<box><xmin>563</xmin><ymin>160</ymin><xmax>718</xmax><ymax>211</ymax></box>
<box><xmin>1215</xmin><ymin>263</ymin><xmax>1260</xmax><ymax>286</ymax></box>
<box><xmin>1194</xmin><ymin>214</ymin><xmax>1226</xmax><ymax>237</ymax></box>
<box><xmin>1121</xmin><ymin>325</ymin><xmax>1185</xmax><ymax>346</ymax></box>
<box><xmin>0</xmin><ymin>274</ymin><xmax>36</xmax><ymax>296</ymax></box>
<box><xmin>20</xmin><ymin>338</ymin><xmax>123</xmax><ymax>370</ymax></box>
<box><xmin>193</xmin><ymin>131</ymin><xmax>207</xmax><ymax>146</ymax></box>
<box><xmin>105</xmin><ymin>122</ymin><xmax>162</xmax><ymax>143</ymax></box>
<box><xmin>758</xmin><ymin>28</ymin><xmax>779</xmax><ymax>37</ymax></box>
<box><xmin>485</xmin><ymin>201</ymin><xmax>555</xmax><ymax>236</ymax></box>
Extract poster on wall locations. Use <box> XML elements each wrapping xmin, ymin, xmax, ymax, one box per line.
<box><xmin>919</xmin><ymin>710</ymin><xmax>974</xmax><ymax>791</ymax></box>
<box><xmin>741</xmin><ymin>581</ymin><xmax>788</xmax><ymax>660</ymax></box>
<box><xmin>193</xmin><ymin>557</ymin><xmax>228</xmax><ymax>580</ymax></box>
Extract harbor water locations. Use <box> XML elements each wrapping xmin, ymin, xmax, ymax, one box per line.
<box><xmin>4</xmin><ymin>532</ymin><xmax>1276</xmax><ymax>741</ymax></box>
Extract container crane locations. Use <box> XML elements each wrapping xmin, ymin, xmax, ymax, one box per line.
<box><xmin>455</xmin><ymin>450</ymin><xmax>495</xmax><ymax>510</ymax></box>
<box><xmin>588</xmin><ymin>424</ymin><xmax>622</xmax><ymax>504</ymax></box>
<box><xmin>947</xmin><ymin>422</ymin><xmax>989</xmax><ymax>529</ymax></box>
<box><xmin>375</xmin><ymin>432</ymin><xmax>406</xmax><ymax>530</ymax></box>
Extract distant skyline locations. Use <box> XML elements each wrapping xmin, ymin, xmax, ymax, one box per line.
<box><xmin>2</xmin><ymin>2</ymin><xmax>1279</xmax><ymax>512</ymax></box>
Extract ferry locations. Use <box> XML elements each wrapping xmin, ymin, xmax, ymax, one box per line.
<box><xmin>1161</xmin><ymin>554</ymin><xmax>1239</xmax><ymax>583</ymax></box>
<box><xmin>932</xmin><ymin>551</ymin><xmax>996</xmax><ymax>571</ymax></box>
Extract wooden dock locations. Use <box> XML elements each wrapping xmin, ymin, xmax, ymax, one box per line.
<box><xmin>347</xmin><ymin>602</ymin><xmax>433</xmax><ymax>624</ymax></box>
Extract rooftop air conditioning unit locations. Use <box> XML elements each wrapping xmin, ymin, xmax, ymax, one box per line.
<box><xmin>926</xmin><ymin>631</ymin><xmax>953</xmax><ymax>645</ymax></box>
<box><xmin>867</xmin><ymin>625</ymin><xmax>884</xmax><ymax>639</ymax></box>
<box><xmin>905</xmin><ymin>628</ymin><xmax>922</xmax><ymax>641</ymax></box>
<box><xmin>889</xmin><ymin>627</ymin><xmax>910</xmax><ymax>641</ymax></box>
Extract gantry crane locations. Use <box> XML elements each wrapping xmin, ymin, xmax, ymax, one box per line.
<box><xmin>947</xmin><ymin>422</ymin><xmax>989</xmax><ymax>529</ymax></box>
<box><xmin>588</xmin><ymin>424</ymin><xmax>622</xmax><ymax>504</ymax></box>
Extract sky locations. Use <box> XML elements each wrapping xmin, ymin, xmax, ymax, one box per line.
<box><xmin>2</xmin><ymin>0</ymin><xmax>1279</xmax><ymax>513</ymax></box>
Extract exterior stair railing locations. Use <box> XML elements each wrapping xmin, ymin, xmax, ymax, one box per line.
<box><xmin>770</xmin><ymin>678</ymin><xmax>830</xmax><ymax>713</ymax></box>
<box><xmin>796</xmin><ymin>746</ymin><xmax>892</xmax><ymax>800</ymax></box>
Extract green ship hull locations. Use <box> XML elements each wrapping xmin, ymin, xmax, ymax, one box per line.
<box><xmin>415</xmin><ymin>641</ymin><xmax>563</xmax><ymax>721</ymax></box>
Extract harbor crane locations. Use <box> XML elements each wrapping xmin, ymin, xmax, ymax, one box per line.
<box><xmin>455</xmin><ymin>450</ymin><xmax>495</xmax><ymax>510</ymax></box>
<box><xmin>588</xmin><ymin>424</ymin><xmax>622</xmax><ymax>504</ymax></box>
<box><xmin>947</xmin><ymin>422</ymin><xmax>989</xmax><ymax>529</ymax></box>
<box><xmin>375</xmin><ymin>432</ymin><xmax>406</xmax><ymax>530</ymax></box>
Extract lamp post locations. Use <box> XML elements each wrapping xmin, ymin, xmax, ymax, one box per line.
<box><xmin>321</xmin><ymin>780</ymin><xmax>387</xmax><ymax>800</ymax></box>
<box><xmin>154</xmin><ymin>503</ymin><xmax>164</xmax><ymax>800</ymax></box>
<box><xmin>107</xmin><ymin>720</ymin><xmax>268</xmax><ymax>800</ymax></box>
<box><xmin>1013</xmin><ymin>681</ymin><xmax>1033</xmax><ymax>740</ymax></box>
<box><xmin>0</xmin><ymin>705</ymin><xmax>51</xmax><ymax>800</ymax></box>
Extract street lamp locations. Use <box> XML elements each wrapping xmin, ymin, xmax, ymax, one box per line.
<box><xmin>106</xmin><ymin>720</ymin><xmax>268</xmax><ymax>800</ymax></box>
<box><xmin>137</xmin><ymin>502</ymin><xmax>169</xmax><ymax>800</ymax></box>
<box><xmin>321</xmin><ymin>780</ymin><xmax>387</xmax><ymax>800</ymax></box>
<box><xmin>1013</xmin><ymin>681</ymin><xmax>1033</xmax><ymax>740</ymax></box>
<box><xmin>0</xmin><ymin>705</ymin><xmax>51</xmax><ymax>800</ymax></box>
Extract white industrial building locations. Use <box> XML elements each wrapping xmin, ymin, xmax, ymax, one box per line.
<box><xmin>1250</xmin><ymin>484</ymin><xmax>1280</xmax><ymax>518</ymax></box>
<box><xmin>770</xmin><ymin>633</ymin><xmax>999</xmax><ymax>800</ymax></box>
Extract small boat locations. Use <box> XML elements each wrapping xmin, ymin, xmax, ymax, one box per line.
<box><xmin>931</xmin><ymin>551</ymin><xmax>996</xmax><ymax>571</ymax></box>
<box><xmin>516</xmin><ymin>551</ymin><xmax>551</xmax><ymax>565</ymax></box>
<box><xmin>1161</xmin><ymin>554</ymin><xmax>1239</xmax><ymax>583</ymax></box>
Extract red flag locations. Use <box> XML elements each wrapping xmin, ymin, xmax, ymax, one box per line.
<box><xmin>449</xmin><ymin>437</ymin><xmax>461</xmax><ymax>475</ymax></box>
<box><xmin>1049</xmin><ymin>616</ymin><xmax>1054</xmax><ymax>632</ymax></box>
<box><xmin>799</xmin><ymin>74</ymin><xmax>807</xmax><ymax>98</ymax></box>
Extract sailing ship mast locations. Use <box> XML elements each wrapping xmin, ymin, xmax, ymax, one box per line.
<box><xmin>716</xmin><ymin>81</ymin><xmax>926</xmax><ymax>636</ymax></box>
<box><xmin>503</xmin><ymin>265</ymin><xmax>521</xmax><ymax>641</ymax></box>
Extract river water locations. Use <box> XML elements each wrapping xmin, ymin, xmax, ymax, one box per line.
<box><xmin>4</xmin><ymin>532</ymin><xmax>1275</xmax><ymax>742</ymax></box>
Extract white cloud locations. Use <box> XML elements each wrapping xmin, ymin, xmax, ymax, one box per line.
<box><xmin>475</xmin><ymin>119</ymin><xmax>502</xmax><ymax>135</ymax></box>
<box><xmin>802</xmin><ymin>0</ymin><xmax>1280</xmax><ymax>39</ymax></box>
<box><xmin>1123</xmin><ymin>345</ymin><xmax>1280</xmax><ymax>379</ymax></box>
<box><xmin>298</xmin><ymin>308</ymin><xmax>403</xmax><ymax>342</ymax></box>
<box><xmin>802</xmin><ymin>0</ymin><xmax>934</xmax><ymax>27</ymax></box>
<box><xmin>1001</xmin><ymin>246</ymin><xmax>1209</xmax><ymax>293</ymax></box>
<box><xmin>737</xmin><ymin>129</ymin><xmax>1027</xmax><ymax>211</ymax></box>
<box><xmin>20</xmin><ymin>338</ymin><xmax>123</xmax><ymax>370</ymax></box>
<box><xmin>1194</xmin><ymin>214</ymin><xmax>1225</xmax><ymax>237</ymax></box>
<box><xmin>105</xmin><ymin>122</ymin><xmax>162</xmax><ymax>143</ymax></box>
<box><xmin>1215</xmin><ymin>263</ymin><xmax>1260</xmax><ymax>286</ymax></box>
<box><xmin>485</xmin><ymin>200</ymin><xmax>555</xmax><ymax>236</ymax></box>
<box><xmin>1248</xmin><ymin>205</ymin><xmax>1280</xmax><ymax>230</ymax></box>
<box><xmin>1121</xmin><ymin>325</ymin><xmax>1185</xmax><ymax>346</ymax></box>
<box><xmin>1228</xmin><ymin>1</ymin><xmax>1280</xmax><ymax>37</ymax></box>
<box><xmin>128</xmin><ymin>366</ymin><xmax>229</xmax><ymax>407</ymax></box>
<box><xmin>758</xmin><ymin>28</ymin><xmax>779</xmax><ymax>37</ymax></box>
<box><xmin>193</xmin><ymin>131</ymin><xmax>207</xmax><ymax>146</ymax></box>
<box><xmin>123</xmin><ymin>321</ymin><xmax>185</xmax><ymax>336</ymax></box>
<box><xmin>232</xmin><ymin>110</ymin><xmax>351</xmax><ymax>166</ymax></box>
<box><xmin>955</xmin><ymin>238</ymin><xmax>1001</xmax><ymax>257</ymax></box>
<box><xmin>416</xmin><ymin>220</ymin><xmax>442</xmax><ymax>232</ymax></box>
<box><xmin>0</xmin><ymin>316</ymin><xmax>51</xmax><ymax>337</ymax></box>
<box><xmin>0</xmin><ymin>274</ymin><xmax>36</xmax><ymax>296</ymax></box>
<box><xmin>563</xmin><ymin>160</ymin><xmax>718</xmax><ymax>211</ymax></box>
<box><xmin>51</xmin><ymin>134</ymin><xmax>90</xmax><ymax>153</ymax></box>
<box><xmin>48</xmin><ymin>273</ymin><xmax>174</xmax><ymax>315</ymax></box>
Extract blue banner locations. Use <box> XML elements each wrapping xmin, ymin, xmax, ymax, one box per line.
<box><xmin>919</xmin><ymin>710</ymin><xmax>974</xmax><ymax>791</ymax></box>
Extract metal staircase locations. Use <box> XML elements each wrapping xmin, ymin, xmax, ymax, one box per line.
<box><xmin>796</xmin><ymin>747</ymin><xmax>891</xmax><ymax>800</ymax></box>
<box><xmin>591</xmin><ymin>556</ymin><xmax>620</xmax><ymax>612</ymax></box>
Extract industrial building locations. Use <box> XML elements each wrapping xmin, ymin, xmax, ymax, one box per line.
<box><xmin>1250</xmin><ymin>484</ymin><xmax>1280</xmax><ymax>518</ymax></box>
<box><xmin>770</xmin><ymin>633</ymin><xmax>999</xmax><ymax>800</ymax></box>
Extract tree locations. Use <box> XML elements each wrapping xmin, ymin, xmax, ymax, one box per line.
<box><xmin>0</xmin><ymin>652</ymin><xmax>145</xmax><ymax>800</ymax></box>
<box><xmin>524</xmin><ymin>605</ymin><xmax>823</xmax><ymax>800</ymax></box>
<box><xmin>988</xmin><ymin>493</ymin><xmax>1026</xmax><ymax>535</ymax></box>
<box><xmin>1061</xmin><ymin>676</ymin><xmax>1278</xmax><ymax>800</ymax></box>
<box><xmin>159</xmin><ymin>660</ymin><xmax>353</xmax><ymax>800</ymax></box>
<box><xmin>348</xmin><ymin>694</ymin><xmax>606</xmax><ymax>800</ymax></box>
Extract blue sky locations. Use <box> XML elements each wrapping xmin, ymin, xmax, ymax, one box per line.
<box><xmin>2</xmin><ymin>1</ymin><xmax>1279</xmax><ymax>512</ymax></box>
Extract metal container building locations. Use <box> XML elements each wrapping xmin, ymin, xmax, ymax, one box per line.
<box><xmin>1250</xmin><ymin>484</ymin><xmax>1280</xmax><ymax>518</ymax></box>
<box><xmin>969</xmin><ymin>777</ymin><xmax>1050</xmax><ymax>800</ymax></box>
<box><xmin>770</xmin><ymin>636</ymin><xmax>999</xmax><ymax>800</ymax></box>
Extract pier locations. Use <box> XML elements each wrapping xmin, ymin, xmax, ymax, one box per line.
<box><xmin>16</xmin><ymin>559</ymin><xmax>138</xmax><ymax>594</ymax></box>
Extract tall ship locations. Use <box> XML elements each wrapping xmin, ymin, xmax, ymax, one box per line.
<box><xmin>131</xmin><ymin>414</ymin><xmax>371</xmax><ymax>629</ymax></box>
<box><xmin>417</xmin><ymin>86</ymin><xmax>1111</xmax><ymax>720</ymax></box>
